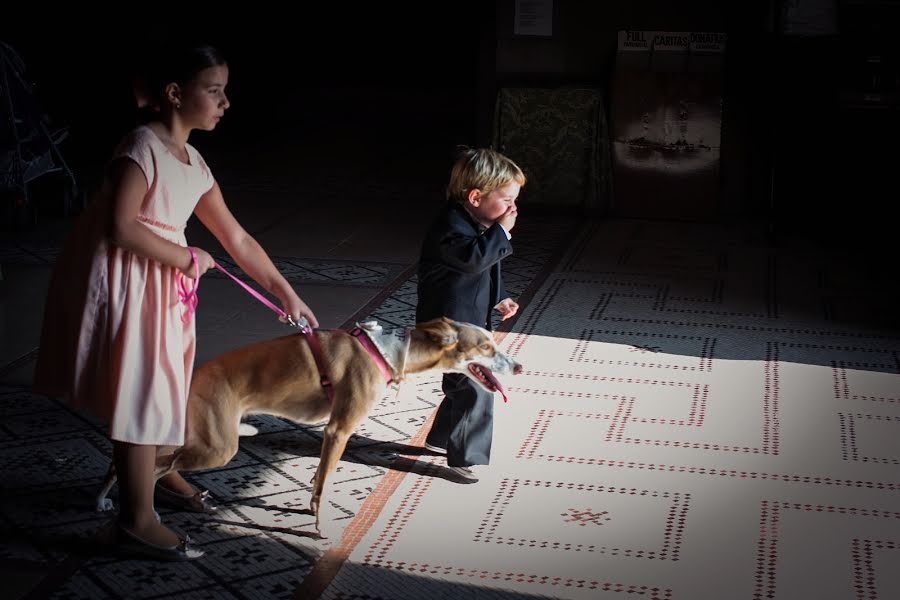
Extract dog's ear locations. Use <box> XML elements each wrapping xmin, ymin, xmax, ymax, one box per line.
<box><xmin>418</xmin><ymin>318</ymin><xmax>459</xmax><ymax>347</ymax></box>
<box><xmin>434</xmin><ymin>332</ymin><xmax>458</xmax><ymax>346</ymax></box>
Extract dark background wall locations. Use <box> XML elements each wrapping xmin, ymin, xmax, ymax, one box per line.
<box><xmin>1</xmin><ymin>4</ymin><xmax>488</xmax><ymax>176</ymax></box>
<box><xmin>492</xmin><ymin>1</ymin><xmax>764</xmax><ymax>219</ymax></box>
<box><xmin>3</xmin><ymin>1</ymin><xmax>897</xmax><ymax>240</ymax></box>
<box><xmin>485</xmin><ymin>0</ymin><xmax>894</xmax><ymax>234</ymax></box>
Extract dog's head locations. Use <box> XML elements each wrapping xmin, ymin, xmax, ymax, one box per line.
<box><xmin>416</xmin><ymin>317</ymin><xmax>523</xmax><ymax>401</ymax></box>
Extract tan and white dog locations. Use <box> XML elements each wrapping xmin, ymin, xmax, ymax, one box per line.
<box><xmin>96</xmin><ymin>317</ymin><xmax>522</xmax><ymax>529</ymax></box>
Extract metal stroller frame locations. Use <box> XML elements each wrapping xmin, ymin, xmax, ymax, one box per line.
<box><xmin>1</xmin><ymin>40</ymin><xmax>80</xmax><ymax>227</ymax></box>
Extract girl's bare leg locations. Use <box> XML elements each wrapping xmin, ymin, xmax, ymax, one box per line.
<box><xmin>157</xmin><ymin>471</ymin><xmax>197</xmax><ymax>496</ymax></box>
<box><xmin>113</xmin><ymin>441</ymin><xmax>180</xmax><ymax>547</ymax></box>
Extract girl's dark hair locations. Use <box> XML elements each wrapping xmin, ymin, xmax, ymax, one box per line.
<box><xmin>133</xmin><ymin>43</ymin><xmax>227</xmax><ymax>122</ymax></box>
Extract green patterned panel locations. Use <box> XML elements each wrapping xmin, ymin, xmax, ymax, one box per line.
<box><xmin>492</xmin><ymin>87</ymin><xmax>613</xmax><ymax>215</ymax></box>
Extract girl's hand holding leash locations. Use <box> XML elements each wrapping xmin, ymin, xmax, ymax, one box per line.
<box><xmin>178</xmin><ymin>247</ymin><xmax>215</xmax><ymax>279</ymax></box>
<box><xmin>176</xmin><ymin>246</ymin><xmax>212</xmax><ymax>324</ymax></box>
<box><xmin>279</xmin><ymin>291</ymin><xmax>319</xmax><ymax>329</ymax></box>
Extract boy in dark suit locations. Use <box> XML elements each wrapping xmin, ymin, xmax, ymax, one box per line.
<box><xmin>416</xmin><ymin>147</ymin><xmax>526</xmax><ymax>481</ymax></box>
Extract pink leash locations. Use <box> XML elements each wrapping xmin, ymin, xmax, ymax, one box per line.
<box><xmin>176</xmin><ymin>247</ymin><xmax>200</xmax><ymax>324</ymax></box>
<box><xmin>176</xmin><ymin>247</ymin><xmax>294</xmax><ymax>326</ymax></box>
<box><xmin>175</xmin><ymin>248</ymin><xmax>336</xmax><ymax>400</ymax></box>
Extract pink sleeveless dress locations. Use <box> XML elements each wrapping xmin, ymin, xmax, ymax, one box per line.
<box><xmin>34</xmin><ymin>126</ymin><xmax>215</xmax><ymax>445</ymax></box>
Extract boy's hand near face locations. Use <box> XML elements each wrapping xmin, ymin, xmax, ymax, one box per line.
<box><xmin>497</xmin><ymin>205</ymin><xmax>518</xmax><ymax>233</ymax></box>
<box><xmin>494</xmin><ymin>297</ymin><xmax>519</xmax><ymax>321</ymax></box>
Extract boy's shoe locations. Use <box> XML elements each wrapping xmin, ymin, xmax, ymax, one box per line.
<box><xmin>447</xmin><ymin>465</ymin><xmax>479</xmax><ymax>482</ymax></box>
<box><xmin>423</xmin><ymin>442</ymin><xmax>446</xmax><ymax>455</ymax></box>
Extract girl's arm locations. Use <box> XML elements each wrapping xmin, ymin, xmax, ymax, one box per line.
<box><xmin>111</xmin><ymin>159</ymin><xmax>214</xmax><ymax>277</ymax></box>
<box><xmin>193</xmin><ymin>181</ymin><xmax>319</xmax><ymax>327</ymax></box>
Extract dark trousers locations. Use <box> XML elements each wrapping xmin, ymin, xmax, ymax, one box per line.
<box><xmin>425</xmin><ymin>372</ymin><xmax>494</xmax><ymax>467</ymax></box>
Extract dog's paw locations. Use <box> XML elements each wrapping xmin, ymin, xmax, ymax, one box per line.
<box><xmin>238</xmin><ymin>423</ymin><xmax>259</xmax><ymax>437</ymax></box>
<box><xmin>96</xmin><ymin>498</ymin><xmax>115</xmax><ymax>512</ymax></box>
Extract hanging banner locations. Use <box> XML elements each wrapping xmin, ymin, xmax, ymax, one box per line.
<box><xmin>617</xmin><ymin>31</ymin><xmax>726</xmax><ymax>53</ymax></box>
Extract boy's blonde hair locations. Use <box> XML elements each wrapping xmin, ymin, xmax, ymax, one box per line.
<box><xmin>447</xmin><ymin>147</ymin><xmax>526</xmax><ymax>204</ymax></box>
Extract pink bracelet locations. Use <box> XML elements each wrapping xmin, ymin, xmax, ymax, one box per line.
<box><xmin>188</xmin><ymin>246</ymin><xmax>199</xmax><ymax>280</ymax></box>
<box><xmin>177</xmin><ymin>246</ymin><xmax>200</xmax><ymax>324</ymax></box>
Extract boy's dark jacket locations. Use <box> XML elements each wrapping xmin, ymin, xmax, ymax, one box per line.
<box><xmin>416</xmin><ymin>202</ymin><xmax>513</xmax><ymax>330</ymax></box>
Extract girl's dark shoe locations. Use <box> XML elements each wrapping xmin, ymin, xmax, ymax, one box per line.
<box><xmin>154</xmin><ymin>485</ymin><xmax>219</xmax><ymax>514</ymax></box>
<box><xmin>98</xmin><ymin>522</ymin><xmax>205</xmax><ymax>561</ymax></box>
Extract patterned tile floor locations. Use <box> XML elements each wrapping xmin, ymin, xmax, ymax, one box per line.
<box><xmin>3</xmin><ymin>212</ymin><xmax>900</xmax><ymax>599</ymax></box>
<box><xmin>0</xmin><ymin>206</ymin><xmax>578</xmax><ymax>599</ymax></box>
<box><xmin>304</xmin><ymin>220</ymin><xmax>900</xmax><ymax>600</ymax></box>
<box><xmin>0</xmin><ymin>243</ymin><xmax>406</xmax><ymax>288</ymax></box>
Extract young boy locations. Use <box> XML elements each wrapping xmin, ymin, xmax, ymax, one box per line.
<box><xmin>416</xmin><ymin>147</ymin><xmax>526</xmax><ymax>481</ymax></box>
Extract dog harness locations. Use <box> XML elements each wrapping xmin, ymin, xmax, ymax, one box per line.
<box><xmin>183</xmin><ymin>257</ymin><xmax>393</xmax><ymax>401</ymax></box>
<box><xmin>301</xmin><ymin>326</ymin><xmax>394</xmax><ymax>403</ymax></box>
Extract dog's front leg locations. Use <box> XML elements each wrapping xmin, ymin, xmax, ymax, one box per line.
<box><xmin>95</xmin><ymin>462</ymin><xmax>117</xmax><ymax>512</ymax></box>
<box><xmin>94</xmin><ymin>450</ymin><xmax>178</xmax><ymax>513</ymax></box>
<box><xmin>310</xmin><ymin>422</ymin><xmax>354</xmax><ymax>533</ymax></box>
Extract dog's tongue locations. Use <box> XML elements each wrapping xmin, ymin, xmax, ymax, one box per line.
<box><xmin>482</xmin><ymin>368</ymin><xmax>508</xmax><ymax>403</ymax></box>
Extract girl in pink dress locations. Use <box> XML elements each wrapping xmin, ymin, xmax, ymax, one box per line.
<box><xmin>34</xmin><ymin>43</ymin><xmax>318</xmax><ymax>560</ymax></box>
